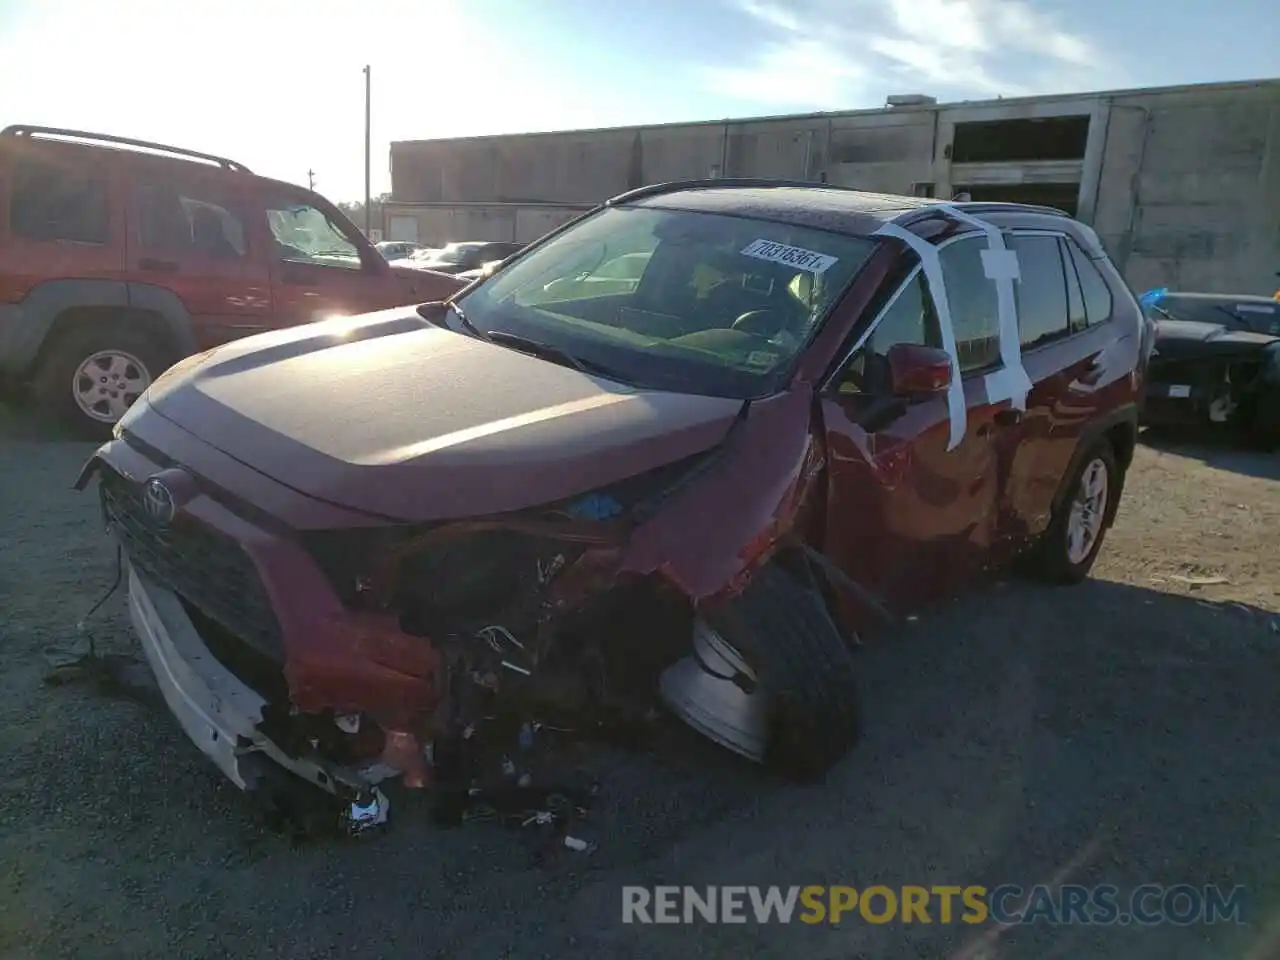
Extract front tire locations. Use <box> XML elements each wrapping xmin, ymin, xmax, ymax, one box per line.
<box><xmin>1027</xmin><ymin>441</ymin><xmax>1119</xmax><ymax>584</ymax></box>
<box><xmin>33</xmin><ymin>324</ymin><xmax>174</xmax><ymax>439</ymax></box>
<box><xmin>688</xmin><ymin>562</ymin><xmax>862</xmax><ymax>782</ymax></box>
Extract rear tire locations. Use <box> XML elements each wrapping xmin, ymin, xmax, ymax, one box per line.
<box><xmin>705</xmin><ymin>562</ymin><xmax>862</xmax><ymax>782</ymax></box>
<box><xmin>1026</xmin><ymin>441</ymin><xmax>1118</xmax><ymax>584</ymax></box>
<box><xmin>33</xmin><ymin>323</ymin><xmax>175</xmax><ymax>440</ymax></box>
<box><xmin>1247</xmin><ymin>385</ymin><xmax>1280</xmax><ymax>451</ymax></box>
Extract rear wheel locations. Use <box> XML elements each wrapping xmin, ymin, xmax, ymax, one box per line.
<box><xmin>33</xmin><ymin>324</ymin><xmax>174</xmax><ymax>439</ymax></box>
<box><xmin>1247</xmin><ymin>385</ymin><xmax>1280</xmax><ymax>450</ymax></box>
<box><xmin>1026</xmin><ymin>441</ymin><xmax>1118</xmax><ymax>584</ymax></box>
<box><xmin>660</xmin><ymin>562</ymin><xmax>861</xmax><ymax>782</ymax></box>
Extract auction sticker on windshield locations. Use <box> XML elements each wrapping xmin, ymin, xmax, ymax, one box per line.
<box><xmin>741</xmin><ymin>239</ymin><xmax>838</xmax><ymax>274</ymax></box>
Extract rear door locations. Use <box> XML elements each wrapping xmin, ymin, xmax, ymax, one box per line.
<box><xmin>995</xmin><ymin>232</ymin><xmax>1120</xmax><ymax>553</ymax></box>
<box><xmin>819</xmin><ymin>245</ymin><xmax>1008</xmax><ymax>615</ymax></box>
<box><xmin>126</xmin><ymin>161</ymin><xmax>271</xmax><ymax>349</ymax></box>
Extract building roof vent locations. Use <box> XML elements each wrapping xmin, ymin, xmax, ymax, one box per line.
<box><xmin>885</xmin><ymin>94</ymin><xmax>938</xmax><ymax>108</ymax></box>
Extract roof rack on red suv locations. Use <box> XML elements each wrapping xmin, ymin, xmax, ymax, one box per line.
<box><xmin>1</xmin><ymin>124</ymin><xmax>252</xmax><ymax>173</ymax></box>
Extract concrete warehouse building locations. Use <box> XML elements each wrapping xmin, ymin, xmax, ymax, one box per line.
<box><xmin>386</xmin><ymin>77</ymin><xmax>1280</xmax><ymax>295</ymax></box>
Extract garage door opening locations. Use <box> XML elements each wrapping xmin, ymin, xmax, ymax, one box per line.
<box><xmin>951</xmin><ymin>116</ymin><xmax>1090</xmax><ymax>164</ymax></box>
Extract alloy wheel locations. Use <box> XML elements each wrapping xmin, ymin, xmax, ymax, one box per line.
<box><xmin>1066</xmin><ymin>457</ymin><xmax>1109</xmax><ymax>565</ymax></box>
<box><xmin>72</xmin><ymin>350</ymin><xmax>151</xmax><ymax>424</ymax></box>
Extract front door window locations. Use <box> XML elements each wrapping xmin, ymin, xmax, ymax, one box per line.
<box><xmin>265</xmin><ymin>201</ymin><xmax>363</xmax><ymax>271</ymax></box>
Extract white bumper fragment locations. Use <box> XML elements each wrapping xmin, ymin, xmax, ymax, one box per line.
<box><xmin>127</xmin><ymin>564</ymin><xmax>392</xmax><ymax>822</ymax></box>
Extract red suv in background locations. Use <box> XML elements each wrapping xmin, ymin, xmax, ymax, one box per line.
<box><xmin>0</xmin><ymin>125</ymin><xmax>463</xmax><ymax>436</ymax></box>
<box><xmin>80</xmin><ymin>181</ymin><xmax>1148</xmax><ymax>826</ymax></box>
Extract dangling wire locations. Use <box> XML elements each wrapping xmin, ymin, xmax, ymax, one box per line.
<box><xmin>75</xmin><ymin>542</ymin><xmax>123</xmax><ymax>659</ymax></box>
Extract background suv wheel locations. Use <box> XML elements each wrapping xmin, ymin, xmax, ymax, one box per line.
<box><xmin>34</xmin><ymin>323</ymin><xmax>175</xmax><ymax>439</ymax></box>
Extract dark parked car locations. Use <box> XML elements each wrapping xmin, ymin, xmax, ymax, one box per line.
<box><xmin>78</xmin><ymin>180</ymin><xmax>1146</xmax><ymax>828</ymax></box>
<box><xmin>1140</xmin><ymin>289</ymin><xmax>1280</xmax><ymax>445</ymax></box>
<box><xmin>374</xmin><ymin>240</ymin><xmax>426</xmax><ymax>261</ymax></box>
<box><xmin>412</xmin><ymin>240</ymin><xmax>525</xmax><ymax>274</ymax></box>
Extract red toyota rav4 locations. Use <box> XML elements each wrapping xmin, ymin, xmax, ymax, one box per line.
<box><xmin>78</xmin><ymin>180</ymin><xmax>1147</xmax><ymax>827</ymax></box>
<box><xmin>0</xmin><ymin>125</ymin><xmax>462</xmax><ymax>436</ymax></box>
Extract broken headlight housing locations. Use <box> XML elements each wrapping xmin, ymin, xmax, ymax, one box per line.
<box><xmin>300</xmin><ymin>448</ymin><xmax>723</xmax><ymax>627</ymax></box>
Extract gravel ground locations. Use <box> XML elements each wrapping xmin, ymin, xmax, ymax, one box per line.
<box><xmin>1</xmin><ymin>405</ymin><xmax>1278</xmax><ymax>960</ymax></box>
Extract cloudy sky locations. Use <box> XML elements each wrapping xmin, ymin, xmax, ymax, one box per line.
<box><xmin>1</xmin><ymin>0</ymin><xmax>1275</xmax><ymax>200</ymax></box>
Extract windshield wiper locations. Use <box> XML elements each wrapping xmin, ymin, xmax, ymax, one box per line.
<box><xmin>449</xmin><ymin>302</ymin><xmax>489</xmax><ymax>341</ymax></box>
<box><xmin>486</xmin><ymin>329</ymin><xmax>634</xmax><ymax>383</ymax></box>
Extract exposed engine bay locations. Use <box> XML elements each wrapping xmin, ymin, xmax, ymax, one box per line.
<box><xmin>75</xmin><ymin>426</ymin><xmax>867</xmax><ymax>849</ymax></box>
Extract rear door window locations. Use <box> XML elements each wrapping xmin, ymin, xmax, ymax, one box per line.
<box><xmin>1008</xmin><ymin>234</ymin><xmax>1070</xmax><ymax>349</ymax></box>
<box><xmin>134</xmin><ymin>184</ymin><xmax>246</xmax><ymax>259</ymax></box>
<box><xmin>9</xmin><ymin>158</ymin><xmax>108</xmax><ymax>244</ymax></box>
<box><xmin>1063</xmin><ymin>238</ymin><xmax>1113</xmax><ymax>325</ymax></box>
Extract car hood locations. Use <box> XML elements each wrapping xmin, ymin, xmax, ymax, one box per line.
<box><xmin>387</xmin><ymin>263</ymin><xmax>467</xmax><ymax>301</ymax></box>
<box><xmin>142</xmin><ymin>309</ymin><xmax>745</xmax><ymax>522</ymax></box>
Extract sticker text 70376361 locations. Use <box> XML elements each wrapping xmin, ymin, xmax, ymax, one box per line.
<box><xmin>740</xmin><ymin>239</ymin><xmax>838</xmax><ymax>274</ymax></box>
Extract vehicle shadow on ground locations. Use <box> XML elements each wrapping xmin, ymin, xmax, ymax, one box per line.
<box><xmin>17</xmin><ymin>571</ymin><xmax>1279</xmax><ymax>959</ymax></box>
<box><xmin>0</xmin><ymin>400</ymin><xmax>90</xmax><ymax>444</ymax></box>
<box><xmin>1139</xmin><ymin>425</ymin><xmax>1280</xmax><ymax>481</ymax></box>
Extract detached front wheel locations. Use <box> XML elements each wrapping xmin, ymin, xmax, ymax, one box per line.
<box><xmin>660</xmin><ymin>562</ymin><xmax>862</xmax><ymax>782</ymax></box>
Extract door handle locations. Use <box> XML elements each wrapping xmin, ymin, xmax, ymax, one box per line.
<box><xmin>138</xmin><ymin>257</ymin><xmax>180</xmax><ymax>273</ymax></box>
<box><xmin>994</xmin><ymin>408</ymin><xmax>1023</xmax><ymax>427</ymax></box>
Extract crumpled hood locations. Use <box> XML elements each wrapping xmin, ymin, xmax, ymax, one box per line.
<box><xmin>142</xmin><ymin>309</ymin><xmax>744</xmax><ymax>521</ymax></box>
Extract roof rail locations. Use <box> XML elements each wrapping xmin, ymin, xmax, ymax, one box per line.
<box><xmin>607</xmin><ymin>177</ymin><xmax>858</xmax><ymax>206</ymax></box>
<box><xmin>0</xmin><ymin>125</ymin><xmax>252</xmax><ymax>173</ymax></box>
<box><xmin>952</xmin><ymin>200</ymin><xmax>1073</xmax><ymax>219</ymax></box>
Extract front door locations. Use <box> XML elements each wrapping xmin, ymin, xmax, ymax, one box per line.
<box><xmin>259</xmin><ymin>188</ymin><xmax>400</xmax><ymax>326</ymax></box>
<box><xmin>819</xmin><ymin>257</ymin><xmax>1009</xmax><ymax>617</ymax></box>
<box><xmin>125</xmin><ymin>161</ymin><xmax>271</xmax><ymax>349</ymax></box>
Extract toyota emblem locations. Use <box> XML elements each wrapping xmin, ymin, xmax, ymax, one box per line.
<box><xmin>142</xmin><ymin>477</ymin><xmax>177</xmax><ymax>526</ymax></box>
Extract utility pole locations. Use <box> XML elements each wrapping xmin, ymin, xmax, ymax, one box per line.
<box><xmin>363</xmin><ymin>65</ymin><xmax>372</xmax><ymax>236</ymax></box>
<box><xmin>307</xmin><ymin>169</ymin><xmax>315</xmax><ymax>191</ymax></box>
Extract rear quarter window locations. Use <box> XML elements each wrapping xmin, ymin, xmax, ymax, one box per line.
<box><xmin>1064</xmin><ymin>237</ymin><xmax>1113</xmax><ymax>325</ymax></box>
<box><xmin>9</xmin><ymin>158</ymin><xmax>108</xmax><ymax>244</ymax></box>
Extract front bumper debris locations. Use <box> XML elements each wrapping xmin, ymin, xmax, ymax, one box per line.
<box><xmin>127</xmin><ymin>562</ymin><xmax>391</xmax><ymax>834</ymax></box>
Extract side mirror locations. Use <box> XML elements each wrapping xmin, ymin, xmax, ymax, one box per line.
<box><xmin>886</xmin><ymin>343</ymin><xmax>953</xmax><ymax>397</ymax></box>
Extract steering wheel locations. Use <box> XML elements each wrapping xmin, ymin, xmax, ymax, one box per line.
<box><xmin>731</xmin><ymin>309</ymin><xmax>790</xmax><ymax>338</ymax></box>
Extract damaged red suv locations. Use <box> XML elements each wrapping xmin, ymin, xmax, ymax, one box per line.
<box><xmin>78</xmin><ymin>180</ymin><xmax>1146</xmax><ymax>826</ymax></box>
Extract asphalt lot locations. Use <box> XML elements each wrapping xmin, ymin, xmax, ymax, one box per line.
<box><xmin>1</xmin><ymin>404</ymin><xmax>1278</xmax><ymax>960</ymax></box>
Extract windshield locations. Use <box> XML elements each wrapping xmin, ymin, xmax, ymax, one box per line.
<box><xmin>455</xmin><ymin>205</ymin><xmax>877</xmax><ymax>398</ymax></box>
